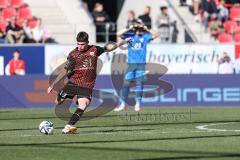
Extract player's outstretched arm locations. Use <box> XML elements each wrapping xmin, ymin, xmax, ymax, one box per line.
<box><xmin>104</xmin><ymin>38</ymin><xmax>132</xmax><ymax>52</ymax></box>
<box><xmin>117</xmin><ymin>25</ymin><xmax>134</xmax><ymax>38</ymax></box>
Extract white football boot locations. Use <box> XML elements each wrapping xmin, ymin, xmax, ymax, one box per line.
<box><xmin>114</xmin><ymin>102</ymin><xmax>126</xmax><ymax>112</ymax></box>
<box><xmin>134</xmin><ymin>102</ymin><xmax>141</xmax><ymax>112</ymax></box>
<box><xmin>62</xmin><ymin>124</ymin><xmax>77</xmax><ymax>134</ymax></box>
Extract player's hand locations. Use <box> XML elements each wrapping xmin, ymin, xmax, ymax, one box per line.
<box><xmin>47</xmin><ymin>86</ymin><xmax>53</xmax><ymax>93</ymax></box>
<box><xmin>129</xmin><ymin>25</ymin><xmax>134</xmax><ymax>30</ymax></box>
<box><xmin>125</xmin><ymin>37</ymin><xmax>132</xmax><ymax>43</ymax></box>
<box><xmin>134</xmin><ymin>24</ymin><xmax>139</xmax><ymax>28</ymax></box>
<box><xmin>143</xmin><ymin>25</ymin><xmax>148</xmax><ymax>31</ymax></box>
<box><xmin>138</xmin><ymin>24</ymin><xmax>144</xmax><ymax>28</ymax></box>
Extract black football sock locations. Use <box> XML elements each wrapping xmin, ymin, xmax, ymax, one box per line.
<box><xmin>67</xmin><ymin>108</ymin><xmax>84</xmax><ymax>125</ymax></box>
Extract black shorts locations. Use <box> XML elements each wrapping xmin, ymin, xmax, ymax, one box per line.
<box><xmin>57</xmin><ymin>81</ymin><xmax>92</xmax><ymax>101</ymax></box>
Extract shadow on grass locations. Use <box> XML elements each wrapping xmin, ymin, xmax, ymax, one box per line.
<box><xmin>0</xmin><ymin>140</ymin><xmax>240</xmax><ymax>160</ymax></box>
<box><xmin>0</xmin><ymin>134</ymin><xmax>240</xmax><ymax>145</ymax></box>
<box><xmin>0</xmin><ymin>119</ymin><xmax>240</xmax><ymax>132</ymax></box>
<box><xmin>133</xmin><ymin>154</ymin><xmax>240</xmax><ymax>160</ymax></box>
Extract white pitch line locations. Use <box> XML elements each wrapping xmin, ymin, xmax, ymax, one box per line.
<box><xmin>196</xmin><ymin>123</ymin><xmax>240</xmax><ymax>132</ymax></box>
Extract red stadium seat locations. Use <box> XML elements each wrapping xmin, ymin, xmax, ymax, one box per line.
<box><xmin>236</xmin><ymin>45</ymin><xmax>240</xmax><ymax>58</ymax></box>
<box><xmin>18</xmin><ymin>7</ymin><xmax>32</xmax><ymax>20</ymax></box>
<box><xmin>224</xmin><ymin>3</ymin><xmax>233</xmax><ymax>8</ymax></box>
<box><xmin>2</xmin><ymin>8</ymin><xmax>17</xmax><ymax>20</ymax></box>
<box><xmin>234</xmin><ymin>27</ymin><xmax>240</xmax><ymax>33</ymax></box>
<box><xmin>224</xmin><ymin>21</ymin><xmax>238</xmax><ymax>33</ymax></box>
<box><xmin>218</xmin><ymin>33</ymin><xmax>233</xmax><ymax>43</ymax></box>
<box><xmin>234</xmin><ymin>33</ymin><xmax>240</xmax><ymax>43</ymax></box>
<box><xmin>230</xmin><ymin>7</ymin><xmax>240</xmax><ymax>21</ymax></box>
<box><xmin>16</xmin><ymin>19</ymin><xmax>24</xmax><ymax>27</ymax></box>
<box><xmin>28</xmin><ymin>18</ymin><xmax>37</xmax><ymax>29</ymax></box>
<box><xmin>0</xmin><ymin>21</ymin><xmax>8</xmax><ymax>33</ymax></box>
<box><xmin>9</xmin><ymin>0</ymin><xmax>24</xmax><ymax>8</ymax></box>
<box><xmin>0</xmin><ymin>0</ymin><xmax>8</xmax><ymax>8</ymax></box>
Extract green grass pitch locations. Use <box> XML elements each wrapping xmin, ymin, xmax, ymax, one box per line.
<box><xmin>0</xmin><ymin>107</ymin><xmax>240</xmax><ymax>160</ymax></box>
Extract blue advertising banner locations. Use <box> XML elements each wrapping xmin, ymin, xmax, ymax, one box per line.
<box><xmin>0</xmin><ymin>75</ymin><xmax>239</xmax><ymax>108</ymax></box>
<box><xmin>0</xmin><ymin>45</ymin><xmax>45</xmax><ymax>74</ymax></box>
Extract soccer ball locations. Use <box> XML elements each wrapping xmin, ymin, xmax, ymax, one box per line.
<box><xmin>39</xmin><ymin>120</ymin><xmax>54</xmax><ymax>135</ymax></box>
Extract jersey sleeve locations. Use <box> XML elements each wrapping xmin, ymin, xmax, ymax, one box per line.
<box><xmin>144</xmin><ymin>33</ymin><xmax>153</xmax><ymax>43</ymax></box>
<box><xmin>96</xmin><ymin>46</ymin><xmax>106</xmax><ymax>56</ymax></box>
<box><xmin>67</xmin><ymin>49</ymin><xmax>76</xmax><ymax>59</ymax></box>
<box><xmin>122</xmin><ymin>32</ymin><xmax>134</xmax><ymax>39</ymax></box>
<box><xmin>65</xmin><ymin>49</ymin><xmax>76</xmax><ymax>71</ymax></box>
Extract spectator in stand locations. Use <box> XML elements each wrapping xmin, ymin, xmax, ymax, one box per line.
<box><xmin>8</xmin><ymin>50</ymin><xmax>26</xmax><ymax>75</ymax></box>
<box><xmin>6</xmin><ymin>18</ymin><xmax>25</xmax><ymax>44</ymax></box>
<box><xmin>208</xmin><ymin>14</ymin><xmax>223</xmax><ymax>38</ymax></box>
<box><xmin>138</xmin><ymin>6</ymin><xmax>152</xmax><ymax>29</ymax></box>
<box><xmin>126</xmin><ymin>10</ymin><xmax>138</xmax><ymax>28</ymax></box>
<box><xmin>22</xmin><ymin>19</ymin><xmax>35</xmax><ymax>43</ymax></box>
<box><xmin>31</xmin><ymin>18</ymin><xmax>45</xmax><ymax>43</ymax></box>
<box><xmin>92</xmin><ymin>2</ymin><xmax>110</xmax><ymax>42</ymax></box>
<box><xmin>156</xmin><ymin>6</ymin><xmax>171</xmax><ymax>43</ymax></box>
<box><xmin>217</xmin><ymin>1</ymin><xmax>229</xmax><ymax>23</ymax></box>
<box><xmin>218</xmin><ymin>52</ymin><xmax>234</xmax><ymax>74</ymax></box>
<box><xmin>180</xmin><ymin>0</ymin><xmax>187</xmax><ymax>6</ymax></box>
<box><xmin>201</xmin><ymin>0</ymin><xmax>218</xmax><ymax>32</ymax></box>
<box><xmin>29</xmin><ymin>18</ymin><xmax>56</xmax><ymax>43</ymax></box>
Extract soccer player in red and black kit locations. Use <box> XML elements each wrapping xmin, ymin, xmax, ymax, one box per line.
<box><xmin>48</xmin><ymin>31</ymin><xmax>131</xmax><ymax>134</ymax></box>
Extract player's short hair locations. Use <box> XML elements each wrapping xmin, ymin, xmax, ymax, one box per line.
<box><xmin>76</xmin><ymin>31</ymin><xmax>89</xmax><ymax>43</ymax></box>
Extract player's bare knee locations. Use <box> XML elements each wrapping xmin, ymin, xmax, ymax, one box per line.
<box><xmin>77</xmin><ymin>98</ymin><xmax>90</xmax><ymax>110</ymax></box>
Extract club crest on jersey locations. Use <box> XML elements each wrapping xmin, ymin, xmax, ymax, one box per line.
<box><xmin>90</xmin><ymin>52</ymin><xmax>95</xmax><ymax>56</ymax></box>
<box><xmin>140</xmin><ymin>38</ymin><xmax>144</xmax><ymax>42</ymax></box>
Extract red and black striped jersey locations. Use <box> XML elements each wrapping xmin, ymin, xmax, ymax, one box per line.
<box><xmin>68</xmin><ymin>45</ymin><xmax>105</xmax><ymax>89</ymax></box>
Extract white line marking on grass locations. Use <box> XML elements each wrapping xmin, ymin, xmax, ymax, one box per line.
<box><xmin>196</xmin><ymin>123</ymin><xmax>240</xmax><ymax>132</ymax></box>
<box><xmin>22</xmin><ymin>134</ymin><xmax>43</xmax><ymax>137</ymax></box>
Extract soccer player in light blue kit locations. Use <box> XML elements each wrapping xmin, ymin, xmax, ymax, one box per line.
<box><xmin>115</xmin><ymin>22</ymin><xmax>158</xmax><ymax>111</ymax></box>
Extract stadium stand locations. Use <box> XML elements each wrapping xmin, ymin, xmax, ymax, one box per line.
<box><xmin>2</xmin><ymin>7</ymin><xmax>17</xmax><ymax>20</ymax></box>
<box><xmin>218</xmin><ymin>32</ymin><xmax>233</xmax><ymax>42</ymax></box>
<box><xmin>224</xmin><ymin>20</ymin><xmax>238</xmax><ymax>34</ymax></box>
<box><xmin>0</xmin><ymin>0</ymin><xmax>95</xmax><ymax>44</ymax></box>
<box><xmin>24</xmin><ymin>0</ymin><xmax>95</xmax><ymax>44</ymax></box>
<box><xmin>170</xmin><ymin>0</ymin><xmax>215</xmax><ymax>43</ymax></box>
<box><xmin>117</xmin><ymin>0</ymin><xmax>188</xmax><ymax>43</ymax></box>
<box><xmin>171</xmin><ymin>0</ymin><xmax>240</xmax><ymax>44</ymax></box>
<box><xmin>9</xmin><ymin>0</ymin><xmax>24</xmax><ymax>8</ymax></box>
<box><xmin>234</xmin><ymin>32</ymin><xmax>240</xmax><ymax>43</ymax></box>
<box><xmin>17</xmin><ymin>7</ymin><xmax>32</xmax><ymax>20</ymax></box>
<box><xmin>0</xmin><ymin>0</ymin><xmax>56</xmax><ymax>43</ymax></box>
<box><xmin>230</xmin><ymin>6</ymin><xmax>240</xmax><ymax>20</ymax></box>
<box><xmin>0</xmin><ymin>0</ymin><xmax>8</xmax><ymax>8</ymax></box>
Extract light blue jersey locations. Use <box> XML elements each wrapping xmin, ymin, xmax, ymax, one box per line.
<box><xmin>123</xmin><ymin>33</ymin><xmax>153</xmax><ymax>63</ymax></box>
